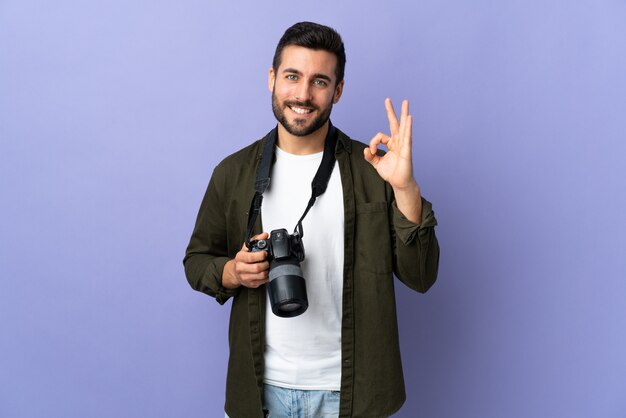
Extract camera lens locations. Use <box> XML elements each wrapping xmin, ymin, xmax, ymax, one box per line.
<box><xmin>268</xmin><ymin>258</ymin><xmax>308</xmax><ymax>318</ymax></box>
<box><xmin>278</xmin><ymin>303</ymin><xmax>301</xmax><ymax>312</ymax></box>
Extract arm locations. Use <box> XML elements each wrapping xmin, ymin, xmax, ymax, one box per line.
<box><xmin>183</xmin><ymin>166</ymin><xmax>238</xmax><ymax>304</ymax></box>
<box><xmin>389</xmin><ymin>189</ymin><xmax>439</xmax><ymax>292</ymax></box>
<box><xmin>183</xmin><ymin>166</ymin><xmax>271</xmax><ymax>303</ymax></box>
<box><xmin>364</xmin><ymin>99</ymin><xmax>421</xmax><ymax>221</ymax></box>
<box><xmin>365</xmin><ymin>98</ymin><xmax>439</xmax><ymax>292</ymax></box>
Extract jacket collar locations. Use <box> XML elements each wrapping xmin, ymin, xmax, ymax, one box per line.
<box><xmin>257</xmin><ymin>120</ymin><xmax>351</xmax><ymax>160</ymax></box>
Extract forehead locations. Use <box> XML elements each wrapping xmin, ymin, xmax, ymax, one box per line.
<box><xmin>277</xmin><ymin>45</ymin><xmax>338</xmax><ymax>79</ymax></box>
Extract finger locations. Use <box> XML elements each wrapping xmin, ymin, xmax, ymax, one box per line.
<box><xmin>406</xmin><ymin>115</ymin><xmax>413</xmax><ymax>149</ymax></box>
<box><xmin>251</xmin><ymin>278</ymin><xmax>270</xmax><ymax>288</ymax></box>
<box><xmin>240</xmin><ymin>268</ymin><xmax>269</xmax><ymax>279</ymax></box>
<box><xmin>398</xmin><ymin>100</ymin><xmax>409</xmax><ymax>144</ymax></box>
<box><xmin>385</xmin><ymin>98</ymin><xmax>399</xmax><ymax>136</ymax></box>
<box><xmin>250</xmin><ymin>279</ymin><xmax>269</xmax><ymax>289</ymax></box>
<box><xmin>368</xmin><ymin>132</ymin><xmax>384</xmax><ymax>154</ymax></box>
<box><xmin>241</xmin><ymin>276</ymin><xmax>269</xmax><ymax>288</ymax></box>
<box><xmin>237</xmin><ymin>260</ymin><xmax>270</xmax><ymax>274</ymax></box>
<box><xmin>365</xmin><ymin>134</ymin><xmax>382</xmax><ymax>165</ymax></box>
<box><xmin>363</xmin><ymin>146</ymin><xmax>380</xmax><ymax>166</ymax></box>
<box><xmin>237</xmin><ymin>248</ymin><xmax>268</xmax><ymax>263</ymax></box>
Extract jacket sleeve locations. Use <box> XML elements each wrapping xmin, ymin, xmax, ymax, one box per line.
<box><xmin>390</xmin><ymin>193</ymin><xmax>440</xmax><ymax>293</ymax></box>
<box><xmin>183</xmin><ymin>165</ymin><xmax>240</xmax><ymax>304</ymax></box>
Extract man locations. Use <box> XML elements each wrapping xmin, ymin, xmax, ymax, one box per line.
<box><xmin>184</xmin><ymin>22</ymin><xmax>439</xmax><ymax>418</ymax></box>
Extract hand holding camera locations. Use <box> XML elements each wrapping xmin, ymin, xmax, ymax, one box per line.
<box><xmin>222</xmin><ymin>232</ymin><xmax>270</xmax><ymax>290</ymax></box>
<box><xmin>222</xmin><ymin>229</ymin><xmax>308</xmax><ymax>317</ymax></box>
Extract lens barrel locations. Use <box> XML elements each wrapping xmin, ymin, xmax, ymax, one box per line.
<box><xmin>268</xmin><ymin>259</ymin><xmax>308</xmax><ymax>317</ymax></box>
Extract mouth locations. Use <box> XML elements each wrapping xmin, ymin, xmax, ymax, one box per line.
<box><xmin>287</xmin><ymin>104</ymin><xmax>315</xmax><ymax>116</ymax></box>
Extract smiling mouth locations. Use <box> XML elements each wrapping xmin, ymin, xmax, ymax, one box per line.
<box><xmin>288</xmin><ymin>105</ymin><xmax>314</xmax><ymax>115</ymax></box>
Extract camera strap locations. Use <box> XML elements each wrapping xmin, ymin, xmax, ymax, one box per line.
<box><xmin>245</xmin><ymin>122</ymin><xmax>338</xmax><ymax>247</ymax></box>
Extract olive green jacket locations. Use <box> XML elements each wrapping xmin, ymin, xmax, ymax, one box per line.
<box><xmin>183</xmin><ymin>127</ymin><xmax>440</xmax><ymax>418</ymax></box>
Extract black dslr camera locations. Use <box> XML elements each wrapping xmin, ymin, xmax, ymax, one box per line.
<box><xmin>248</xmin><ymin>228</ymin><xmax>307</xmax><ymax>318</ymax></box>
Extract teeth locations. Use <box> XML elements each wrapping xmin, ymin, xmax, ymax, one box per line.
<box><xmin>290</xmin><ymin>106</ymin><xmax>312</xmax><ymax>115</ymax></box>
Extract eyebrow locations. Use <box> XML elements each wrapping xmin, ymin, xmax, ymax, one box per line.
<box><xmin>282</xmin><ymin>68</ymin><xmax>332</xmax><ymax>82</ymax></box>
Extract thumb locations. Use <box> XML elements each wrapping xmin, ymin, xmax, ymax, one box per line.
<box><xmin>363</xmin><ymin>147</ymin><xmax>380</xmax><ymax>166</ymax></box>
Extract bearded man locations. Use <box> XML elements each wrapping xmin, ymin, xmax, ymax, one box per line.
<box><xmin>184</xmin><ymin>21</ymin><xmax>440</xmax><ymax>418</ymax></box>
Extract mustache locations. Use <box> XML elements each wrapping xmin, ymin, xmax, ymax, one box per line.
<box><xmin>284</xmin><ymin>100</ymin><xmax>317</xmax><ymax>110</ymax></box>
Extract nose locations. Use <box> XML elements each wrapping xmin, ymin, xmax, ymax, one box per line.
<box><xmin>295</xmin><ymin>80</ymin><xmax>312</xmax><ymax>102</ymax></box>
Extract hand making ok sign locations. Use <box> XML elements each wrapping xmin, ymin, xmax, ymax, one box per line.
<box><xmin>364</xmin><ymin>98</ymin><xmax>417</xmax><ymax>191</ymax></box>
<box><xmin>364</xmin><ymin>98</ymin><xmax>423</xmax><ymax>224</ymax></box>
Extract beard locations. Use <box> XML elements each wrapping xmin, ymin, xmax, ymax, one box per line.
<box><xmin>271</xmin><ymin>89</ymin><xmax>333</xmax><ymax>137</ymax></box>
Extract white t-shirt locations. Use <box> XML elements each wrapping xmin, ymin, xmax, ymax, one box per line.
<box><xmin>262</xmin><ymin>146</ymin><xmax>344</xmax><ymax>390</ymax></box>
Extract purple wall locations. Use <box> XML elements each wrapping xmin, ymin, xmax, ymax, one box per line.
<box><xmin>1</xmin><ymin>1</ymin><xmax>625</xmax><ymax>417</ymax></box>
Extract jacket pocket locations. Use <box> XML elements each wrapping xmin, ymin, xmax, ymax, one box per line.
<box><xmin>356</xmin><ymin>201</ymin><xmax>387</xmax><ymax>214</ymax></box>
<box><xmin>354</xmin><ymin>201</ymin><xmax>393</xmax><ymax>274</ymax></box>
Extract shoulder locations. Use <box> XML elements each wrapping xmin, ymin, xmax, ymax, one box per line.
<box><xmin>215</xmin><ymin>138</ymin><xmax>263</xmax><ymax>172</ymax></box>
<box><xmin>207</xmin><ymin>133</ymin><xmax>268</xmax><ymax>193</ymax></box>
<box><xmin>210</xmin><ymin>132</ymin><xmax>270</xmax><ymax>183</ymax></box>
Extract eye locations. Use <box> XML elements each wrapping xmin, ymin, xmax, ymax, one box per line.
<box><xmin>286</xmin><ymin>74</ymin><xmax>298</xmax><ymax>81</ymax></box>
<box><xmin>313</xmin><ymin>79</ymin><xmax>328</xmax><ymax>87</ymax></box>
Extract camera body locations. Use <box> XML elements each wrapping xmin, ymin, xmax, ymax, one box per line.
<box><xmin>249</xmin><ymin>228</ymin><xmax>308</xmax><ymax>317</ymax></box>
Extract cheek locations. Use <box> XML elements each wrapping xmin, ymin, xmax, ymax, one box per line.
<box><xmin>323</xmin><ymin>91</ymin><xmax>337</xmax><ymax>105</ymax></box>
<box><xmin>274</xmin><ymin>82</ymin><xmax>296</xmax><ymax>97</ymax></box>
<box><xmin>274</xmin><ymin>93</ymin><xmax>291</xmax><ymax>106</ymax></box>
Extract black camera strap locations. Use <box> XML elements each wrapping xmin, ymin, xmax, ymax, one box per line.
<box><xmin>245</xmin><ymin>122</ymin><xmax>338</xmax><ymax>247</ymax></box>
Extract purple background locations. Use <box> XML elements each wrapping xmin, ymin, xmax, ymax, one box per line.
<box><xmin>1</xmin><ymin>1</ymin><xmax>625</xmax><ymax>417</ymax></box>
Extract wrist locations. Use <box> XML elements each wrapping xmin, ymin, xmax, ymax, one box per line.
<box><xmin>392</xmin><ymin>179</ymin><xmax>420</xmax><ymax>195</ymax></box>
<box><xmin>222</xmin><ymin>259</ymin><xmax>241</xmax><ymax>289</ymax></box>
<box><xmin>393</xmin><ymin>180</ymin><xmax>422</xmax><ymax>224</ymax></box>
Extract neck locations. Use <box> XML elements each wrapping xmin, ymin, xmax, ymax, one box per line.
<box><xmin>276</xmin><ymin>121</ymin><xmax>329</xmax><ymax>155</ymax></box>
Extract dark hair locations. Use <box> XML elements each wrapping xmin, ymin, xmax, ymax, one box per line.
<box><xmin>272</xmin><ymin>22</ymin><xmax>346</xmax><ymax>84</ymax></box>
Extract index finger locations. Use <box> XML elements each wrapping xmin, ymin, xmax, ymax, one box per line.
<box><xmin>385</xmin><ymin>98</ymin><xmax>399</xmax><ymax>136</ymax></box>
<box><xmin>238</xmin><ymin>245</ymin><xmax>268</xmax><ymax>263</ymax></box>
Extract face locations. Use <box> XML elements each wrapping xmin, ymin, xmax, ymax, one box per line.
<box><xmin>269</xmin><ymin>45</ymin><xmax>344</xmax><ymax>137</ymax></box>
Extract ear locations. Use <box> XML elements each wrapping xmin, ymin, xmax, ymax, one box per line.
<box><xmin>268</xmin><ymin>67</ymin><xmax>275</xmax><ymax>92</ymax></box>
<box><xmin>333</xmin><ymin>79</ymin><xmax>344</xmax><ymax>104</ymax></box>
